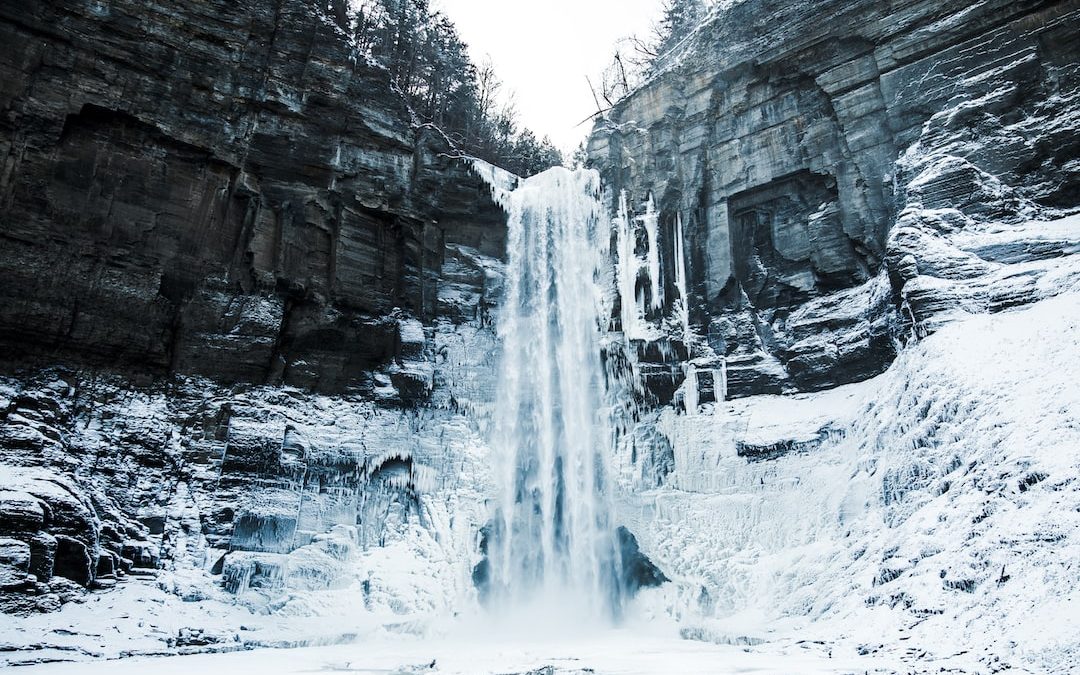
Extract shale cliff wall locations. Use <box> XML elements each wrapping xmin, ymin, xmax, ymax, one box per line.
<box><xmin>0</xmin><ymin>0</ymin><xmax>505</xmax><ymax>622</ymax></box>
<box><xmin>0</xmin><ymin>0</ymin><xmax>506</xmax><ymax>394</ymax></box>
<box><xmin>589</xmin><ymin>0</ymin><xmax>1080</xmax><ymax>399</ymax></box>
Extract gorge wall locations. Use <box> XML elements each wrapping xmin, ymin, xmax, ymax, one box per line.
<box><xmin>0</xmin><ymin>0</ymin><xmax>506</xmax><ymax>393</ymax></box>
<box><xmin>0</xmin><ymin>0</ymin><xmax>507</xmax><ymax>627</ymax></box>
<box><xmin>588</xmin><ymin>0</ymin><xmax>1080</xmax><ymax>399</ymax></box>
<box><xmin>588</xmin><ymin>1</ymin><xmax>1080</xmax><ymax>669</ymax></box>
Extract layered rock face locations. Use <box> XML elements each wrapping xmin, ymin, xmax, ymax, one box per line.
<box><xmin>0</xmin><ymin>0</ymin><xmax>506</xmax><ymax>623</ymax></box>
<box><xmin>591</xmin><ymin>1</ymin><xmax>1080</xmax><ymax>669</ymax></box>
<box><xmin>589</xmin><ymin>0</ymin><xmax>1080</xmax><ymax>398</ymax></box>
<box><xmin>0</xmin><ymin>0</ymin><xmax>505</xmax><ymax>393</ymax></box>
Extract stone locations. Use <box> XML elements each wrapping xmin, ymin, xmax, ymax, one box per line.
<box><xmin>51</xmin><ymin>535</ymin><xmax>94</xmax><ymax>586</ymax></box>
<box><xmin>221</xmin><ymin>551</ymin><xmax>287</xmax><ymax>595</ymax></box>
<box><xmin>589</xmin><ymin>0</ymin><xmax>1080</xmax><ymax>397</ymax></box>
<box><xmin>120</xmin><ymin>541</ymin><xmax>159</xmax><ymax>570</ymax></box>
<box><xmin>0</xmin><ymin>491</ymin><xmax>45</xmax><ymax>532</ymax></box>
<box><xmin>0</xmin><ymin>538</ymin><xmax>31</xmax><ymax>589</ymax></box>
<box><xmin>0</xmin><ymin>0</ymin><xmax>506</xmax><ymax>396</ymax></box>
<box><xmin>616</xmin><ymin>527</ymin><xmax>668</xmax><ymax>594</ymax></box>
<box><xmin>27</xmin><ymin>533</ymin><xmax>56</xmax><ymax>582</ymax></box>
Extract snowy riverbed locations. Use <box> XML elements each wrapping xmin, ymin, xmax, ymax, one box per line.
<box><xmin>11</xmin><ymin>624</ymin><xmax>903</xmax><ymax>675</ymax></box>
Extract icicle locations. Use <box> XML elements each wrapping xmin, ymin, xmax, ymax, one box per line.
<box><xmin>468</xmin><ymin>157</ymin><xmax>520</xmax><ymax>212</ymax></box>
<box><xmin>684</xmin><ymin>363</ymin><xmax>698</xmax><ymax>415</ymax></box>
<box><xmin>615</xmin><ymin>191</ymin><xmax>644</xmax><ymax>339</ymax></box>
<box><xmin>641</xmin><ymin>194</ymin><xmax>663</xmax><ymax>312</ymax></box>
<box><xmin>715</xmin><ymin>359</ymin><xmax>728</xmax><ymax>403</ymax></box>
<box><xmin>673</xmin><ymin>211</ymin><xmax>691</xmax><ymax>342</ymax></box>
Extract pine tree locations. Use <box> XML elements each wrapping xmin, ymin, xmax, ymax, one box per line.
<box><xmin>654</xmin><ymin>0</ymin><xmax>708</xmax><ymax>56</ymax></box>
<box><xmin>338</xmin><ymin>0</ymin><xmax>562</xmax><ymax>176</ymax></box>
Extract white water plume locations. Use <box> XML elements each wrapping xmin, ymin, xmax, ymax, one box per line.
<box><xmin>486</xmin><ymin>166</ymin><xmax>624</xmax><ymax>620</ymax></box>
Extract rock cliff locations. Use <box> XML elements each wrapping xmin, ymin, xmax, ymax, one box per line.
<box><xmin>589</xmin><ymin>0</ymin><xmax>1079</xmax><ymax>399</ymax></box>
<box><xmin>0</xmin><ymin>0</ymin><xmax>506</xmax><ymax>394</ymax></box>
<box><xmin>0</xmin><ymin>0</ymin><xmax>506</xmax><ymax>623</ymax></box>
<box><xmin>588</xmin><ymin>2</ymin><xmax>1080</xmax><ymax>669</ymax></box>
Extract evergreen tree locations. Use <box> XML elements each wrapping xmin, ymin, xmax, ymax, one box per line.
<box><xmin>343</xmin><ymin>0</ymin><xmax>562</xmax><ymax>177</ymax></box>
<box><xmin>654</xmin><ymin>0</ymin><xmax>708</xmax><ymax>56</ymax></box>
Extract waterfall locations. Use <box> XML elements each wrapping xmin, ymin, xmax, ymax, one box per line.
<box><xmin>487</xmin><ymin>166</ymin><xmax>622</xmax><ymax>619</ymax></box>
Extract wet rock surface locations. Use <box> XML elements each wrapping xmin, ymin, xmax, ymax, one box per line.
<box><xmin>589</xmin><ymin>0</ymin><xmax>1080</xmax><ymax>398</ymax></box>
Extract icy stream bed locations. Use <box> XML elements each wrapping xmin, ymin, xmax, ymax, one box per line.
<box><xmin>12</xmin><ymin>626</ymin><xmax>901</xmax><ymax>675</ymax></box>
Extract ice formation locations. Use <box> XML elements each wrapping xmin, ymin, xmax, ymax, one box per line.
<box><xmin>673</xmin><ymin>212</ymin><xmax>691</xmax><ymax>342</ymax></box>
<box><xmin>615</xmin><ymin>190</ymin><xmax>646</xmax><ymax>340</ymax></box>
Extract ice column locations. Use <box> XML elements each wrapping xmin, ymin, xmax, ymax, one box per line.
<box><xmin>642</xmin><ymin>194</ymin><xmax>663</xmax><ymax>312</ymax></box>
<box><xmin>683</xmin><ymin>363</ymin><xmax>698</xmax><ymax>415</ymax></box>
<box><xmin>615</xmin><ymin>191</ymin><xmax>644</xmax><ymax>339</ymax></box>
<box><xmin>673</xmin><ymin>212</ymin><xmax>691</xmax><ymax>342</ymax></box>
<box><xmin>715</xmin><ymin>361</ymin><xmax>728</xmax><ymax>402</ymax></box>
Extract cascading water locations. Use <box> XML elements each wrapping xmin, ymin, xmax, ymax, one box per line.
<box><xmin>486</xmin><ymin>166</ymin><xmax>623</xmax><ymax>619</ymax></box>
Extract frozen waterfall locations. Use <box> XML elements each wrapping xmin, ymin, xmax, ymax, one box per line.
<box><xmin>486</xmin><ymin>167</ymin><xmax>623</xmax><ymax>619</ymax></box>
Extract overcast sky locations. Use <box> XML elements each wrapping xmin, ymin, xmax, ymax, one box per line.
<box><xmin>436</xmin><ymin>0</ymin><xmax>662</xmax><ymax>153</ymax></box>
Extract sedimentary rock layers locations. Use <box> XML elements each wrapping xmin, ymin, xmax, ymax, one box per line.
<box><xmin>0</xmin><ymin>0</ymin><xmax>505</xmax><ymax>393</ymax></box>
<box><xmin>589</xmin><ymin>0</ymin><xmax>1080</xmax><ymax>397</ymax></box>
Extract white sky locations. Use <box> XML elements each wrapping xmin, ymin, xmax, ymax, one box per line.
<box><xmin>435</xmin><ymin>0</ymin><xmax>662</xmax><ymax>153</ymax></box>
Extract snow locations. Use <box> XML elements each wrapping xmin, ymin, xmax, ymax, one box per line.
<box><xmin>12</xmin><ymin>623</ymin><xmax>904</xmax><ymax>674</ymax></box>
<box><xmin>614</xmin><ymin>291</ymin><xmax>1080</xmax><ymax>672</ymax></box>
<box><xmin>467</xmin><ymin>157</ymin><xmax>520</xmax><ymax>212</ymax></box>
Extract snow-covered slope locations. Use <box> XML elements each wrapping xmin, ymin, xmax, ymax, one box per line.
<box><xmin>620</xmin><ymin>291</ymin><xmax>1080</xmax><ymax>673</ymax></box>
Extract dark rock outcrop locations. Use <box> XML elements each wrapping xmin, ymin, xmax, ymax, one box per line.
<box><xmin>615</xmin><ymin>526</ymin><xmax>668</xmax><ymax>593</ymax></box>
<box><xmin>0</xmin><ymin>0</ymin><xmax>508</xmax><ymax>618</ymax></box>
<box><xmin>589</xmin><ymin>0</ymin><xmax>1080</xmax><ymax>398</ymax></box>
<box><xmin>0</xmin><ymin>0</ymin><xmax>506</xmax><ymax>395</ymax></box>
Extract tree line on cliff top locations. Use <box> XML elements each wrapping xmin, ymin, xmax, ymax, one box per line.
<box><xmin>320</xmin><ymin>0</ymin><xmax>562</xmax><ymax>178</ymax></box>
<box><xmin>316</xmin><ymin>0</ymin><xmax>710</xmax><ymax>176</ymax></box>
<box><xmin>596</xmin><ymin>0</ymin><xmax>711</xmax><ymax>108</ymax></box>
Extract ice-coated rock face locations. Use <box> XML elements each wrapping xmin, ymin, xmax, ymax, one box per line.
<box><xmin>0</xmin><ymin>0</ymin><xmax>508</xmax><ymax>634</ymax></box>
<box><xmin>613</xmin><ymin>292</ymin><xmax>1080</xmax><ymax>671</ymax></box>
<box><xmin>0</xmin><ymin>0</ymin><xmax>506</xmax><ymax>394</ymax></box>
<box><xmin>584</xmin><ymin>0</ymin><xmax>1080</xmax><ymax>669</ymax></box>
<box><xmin>0</xmin><ymin>345</ymin><xmax>498</xmax><ymax>626</ymax></box>
<box><xmin>589</xmin><ymin>0</ymin><xmax>1080</xmax><ymax>398</ymax></box>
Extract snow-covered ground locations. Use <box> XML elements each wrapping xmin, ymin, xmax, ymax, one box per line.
<box><xmin>11</xmin><ymin>618</ymin><xmax>902</xmax><ymax>674</ymax></box>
